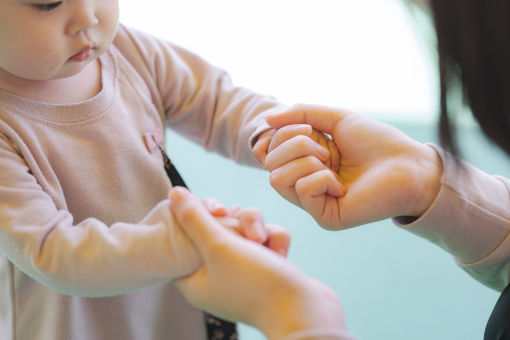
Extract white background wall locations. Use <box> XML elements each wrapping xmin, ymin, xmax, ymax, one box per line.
<box><xmin>119</xmin><ymin>0</ymin><xmax>436</xmax><ymax>122</ymax></box>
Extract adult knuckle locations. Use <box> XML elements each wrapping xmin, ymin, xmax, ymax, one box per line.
<box><xmin>269</xmin><ymin>171</ymin><xmax>284</xmax><ymax>189</ymax></box>
<box><xmin>306</xmin><ymin>155</ymin><xmax>324</xmax><ymax>168</ymax></box>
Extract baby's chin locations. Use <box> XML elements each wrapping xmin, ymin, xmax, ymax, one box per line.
<box><xmin>5</xmin><ymin>61</ymin><xmax>93</xmax><ymax>83</ymax></box>
<box><xmin>57</xmin><ymin>57</ymin><xmax>101</xmax><ymax>80</ymax></box>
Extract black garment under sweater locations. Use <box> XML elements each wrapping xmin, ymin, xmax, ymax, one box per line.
<box><xmin>485</xmin><ymin>283</ymin><xmax>510</xmax><ymax>340</ymax></box>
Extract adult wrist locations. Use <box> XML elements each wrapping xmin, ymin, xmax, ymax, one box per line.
<box><xmin>258</xmin><ymin>278</ymin><xmax>347</xmax><ymax>340</ymax></box>
<box><xmin>407</xmin><ymin>143</ymin><xmax>443</xmax><ymax>218</ymax></box>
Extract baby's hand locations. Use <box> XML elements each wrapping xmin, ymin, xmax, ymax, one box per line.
<box><xmin>202</xmin><ymin>197</ymin><xmax>291</xmax><ymax>257</ymax></box>
<box><xmin>253</xmin><ymin>124</ymin><xmax>340</xmax><ymax>172</ymax></box>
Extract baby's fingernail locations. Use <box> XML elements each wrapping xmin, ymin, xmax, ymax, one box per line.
<box><xmin>278</xmin><ymin>248</ymin><xmax>288</xmax><ymax>257</ymax></box>
<box><xmin>212</xmin><ymin>201</ymin><xmax>224</xmax><ymax>210</ymax></box>
<box><xmin>248</xmin><ymin>222</ymin><xmax>267</xmax><ymax>242</ymax></box>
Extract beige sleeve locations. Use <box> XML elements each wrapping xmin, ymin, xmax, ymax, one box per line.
<box><xmin>115</xmin><ymin>25</ymin><xmax>286</xmax><ymax>168</ymax></box>
<box><xmin>394</xmin><ymin>144</ymin><xmax>510</xmax><ymax>291</ymax></box>
<box><xmin>0</xmin><ymin>132</ymin><xmax>202</xmax><ymax>297</ymax></box>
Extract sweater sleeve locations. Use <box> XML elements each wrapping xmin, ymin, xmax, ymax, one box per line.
<box><xmin>393</xmin><ymin>144</ymin><xmax>510</xmax><ymax>291</ymax></box>
<box><xmin>0</xmin><ymin>133</ymin><xmax>202</xmax><ymax>298</ymax></box>
<box><xmin>114</xmin><ymin>25</ymin><xmax>285</xmax><ymax>168</ymax></box>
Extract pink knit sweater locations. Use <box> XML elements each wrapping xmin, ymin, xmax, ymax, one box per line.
<box><xmin>0</xmin><ymin>24</ymin><xmax>282</xmax><ymax>340</ymax></box>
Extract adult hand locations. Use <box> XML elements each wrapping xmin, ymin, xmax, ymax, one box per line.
<box><xmin>265</xmin><ymin>104</ymin><xmax>443</xmax><ymax>230</ymax></box>
<box><xmin>253</xmin><ymin>124</ymin><xmax>340</xmax><ymax>172</ymax></box>
<box><xmin>169</xmin><ymin>187</ymin><xmax>346</xmax><ymax>340</ymax></box>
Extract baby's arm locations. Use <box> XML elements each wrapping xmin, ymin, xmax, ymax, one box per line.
<box><xmin>117</xmin><ymin>26</ymin><xmax>285</xmax><ymax>168</ymax></box>
<box><xmin>0</xmin><ymin>133</ymin><xmax>212</xmax><ymax>297</ymax></box>
<box><xmin>0</xmin><ymin>123</ymin><xmax>286</xmax><ymax>300</ymax></box>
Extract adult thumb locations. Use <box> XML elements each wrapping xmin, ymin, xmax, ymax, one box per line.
<box><xmin>266</xmin><ymin>104</ymin><xmax>348</xmax><ymax>135</ymax></box>
<box><xmin>169</xmin><ymin>187</ymin><xmax>227</xmax><ymax>254</ymax></box>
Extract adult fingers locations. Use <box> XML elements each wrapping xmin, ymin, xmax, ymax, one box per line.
<box><xmin>265</xmin><ymin>135</ymin><xmax>330</xmax><ymax>172</ymax></box>
<box><xmin>267</xmin><ymin>124</ymin><xmax>312</xmax><ymax>153</ymax></box>
<box><xmin>296</xmin><ymin>169</ymin><xmax>345</xmax><ymax>201</ymax></box>
<box><xmin>295</xmin><ymin>169</ymin><xmax>346</xmax><ymax>230</ymax></box>
<box><xmin>266</xmin><ymin>104</ymin><xmax>350</xmax><ymax>135</ymax></box>
<box><xmin>169</xmin><ymin>187</ymin><xmax>230</xmax><ymax>253</ymax></box>
<box><xmin>269</xmin><ymin>156</ymin><xmax>328</xmax><ymax>206</ymax></box>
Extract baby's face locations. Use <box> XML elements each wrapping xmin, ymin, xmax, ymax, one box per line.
<box><xmin>0</xmin><ymin>0</ymin><xmax>119</xmax><ymax>82</ymax></box>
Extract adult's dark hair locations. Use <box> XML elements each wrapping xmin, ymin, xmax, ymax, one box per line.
<box><xmin>430</xmin><ymin>0</ymin><xmax>510</xmax><ymax>157</ymax></box>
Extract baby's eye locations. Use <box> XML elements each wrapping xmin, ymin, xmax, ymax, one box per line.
<box><xmin>33</xmin><ymin>1</ymin><xmax>62</xmax><ymax>11</ymax></box>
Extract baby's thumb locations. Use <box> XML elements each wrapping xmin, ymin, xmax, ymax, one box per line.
<box><xmin>169</xmin><ymin>187</ymin><xmax>226</xmax><ymax>253</ymax></box>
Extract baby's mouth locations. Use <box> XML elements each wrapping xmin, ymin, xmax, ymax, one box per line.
<box><xmin>69</xmin><ymin>45</ymin><xmax>95</xmax><ymax>62</ymax></box>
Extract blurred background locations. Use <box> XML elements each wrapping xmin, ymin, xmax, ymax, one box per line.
<box><xmin>120</xmin><ymin>1</ymin><xmax>506</xmax><ymax>339</ymax></box>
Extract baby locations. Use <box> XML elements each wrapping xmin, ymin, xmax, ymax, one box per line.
<box><xmin>0</xmin><ymin>1</ymin><xmax>303</xmax><ymax>339</ymax></box>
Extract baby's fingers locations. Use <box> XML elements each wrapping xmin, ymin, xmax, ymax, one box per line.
<box><xmin>213</xmin><ymin>216</ymin><xmax>241</xmax><ymax>234</ymax></box>
<box><xmin>295</xmin><ymin>169</ymin><xmax>346</xmax><ymax>230</ymax></box>
<box><xmin>252</xmin><ymin>129</ymin><xmax>276</xmax><ymax>165</ymax></box>
<box><xmin>264</xmin><ymin>223</ymin><xmax>291</xmax><ymax>257</ymax></box>
<box><xmin>237</xmin><ymin>207</ymin><xmax>268</xmax><ymax>244</ymax></box>
<box><xmin>237</xmin><ymin>209</ymin><xmax>291</xmax><ymax>257</ymax></box>
<box><xmin>202</xmin><ymin>197</ymin><xmax>228</xmax><ymax>217</ymax></box>
<box><xmin>327</xmin><ymin>138</ymin><xmax>340</xmax><ymax>173</ymax></box>
<box><xmin>311</xmin><ymin>129</ymin><xmax>340</xmax><ymax>173</ymax></box>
